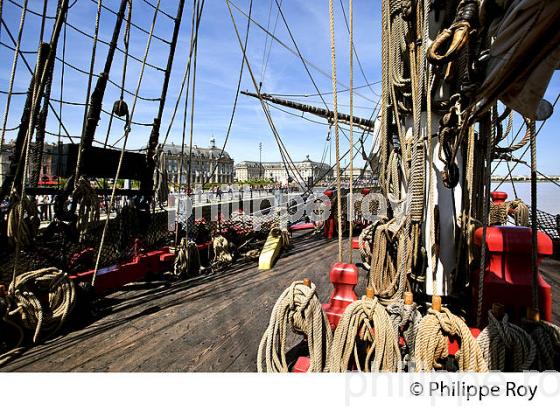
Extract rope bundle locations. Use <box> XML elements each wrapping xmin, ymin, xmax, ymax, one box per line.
<box><xmin>173</xmin><ymin>238</ymin><xmax>200</xmax><ymax>278</ymax></box>
<box><xmin>257</xmin><ymin>280</ymin><xmax>332</xmax><ymax>372</ymax></box>
<box><xmin>365</xmin><ymin>219</ymin><xmax>408</xmax><ymax>305</ymax></box>
<box><xmin>489</xmin><ymin>199</ymin><xmax>529</xmax><ymax>226</ymax></box>
<box><xmin>386</xmin><ymin>298</ymin><xmax>422</xmax><ymax>365</ymax></box>
<box><xmin>6</xmin><ymin>191</ymin><xmax>40</xmax><ymax>247</ymax></box>
<box><xmin>525</xmin><ymin>320</ymin><xmax>560</xmax><ymax>371</ymax></box>
<box><xmin>8</xmin><ymin>267</ymin><xmax>76</xmax><ymax>344</ymax></box>
<box><xmin>414</xmin><ymin>307</ymin><xmax>488</xmax><ymax>372</ymax></box>
<box><xmin>72</xmin><ymin>177</ymin><xmax>100</xmax><ymax>241</ymax></box>
<box><xmin>477</xmin><ymin>311</ymin><xmax>536</xmax><ymax>371</ymax></box>
<box><xmin>212</xmin><ymin>235</ymin><xmax>233</xmax><ymax>266</ymax></box>
<box><xmin>329</xmin><ymin>295</ymin><xmax>400</xmax><ymax>372</ymax></box>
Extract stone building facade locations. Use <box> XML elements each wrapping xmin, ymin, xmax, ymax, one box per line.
<box><xmin>163</xmin><ymin>139</ymin><xmax>234</xmax><ymax>186</ymax></box>
<box><xmin>235</xmin><ymin>156</ymin><xmax>332</xmax><ymax>185</ymax></box>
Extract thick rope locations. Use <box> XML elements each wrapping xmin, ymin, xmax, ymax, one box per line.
<box><xmin>477</xmin><ymin>311</ymin><xmax>536</xmax><ymax>371</ymax></box>
<box><xmin>212</xmin><ymin>235</ymin><xmax>233</xmax><ymax>266</ymax></box>
<box><xmin>8</xmin><ymin>267</ymin><xmax>75</xmax><ymax>344</ymax></box>
<box><xmin>6</xmin><ymin>190</ymin><xmax>40</xmax><ymax>248</ymax></box>
<box><xmin>386</xmin><ymin>300</ymin><xmax>422</xmax><ymax>369</ymax></box>
<box><xmin>174</xmin><ymin>238</ymin><xmax>201</xmax><ymax>278</ymax></box>
<box><xmin>330</xmin><ymin>295</ymin><xmax>400</xmax><ymax>372</ymax></box>
<box><xmin>257</xmin><ymin>281</ymin><xmax>332</xmax><ymax>372</ymax></box>
<box><xmin>414</xmin><ymin>307</ymin><xmax>488</xmax><ymax>372</ymax></box>
<box><xmin>72</xmin><ymin>176</ymin><xmax>100</xmax><ymax>241</ymax></box>
<box><xmin>525</xmin><ymin>321</ymin><xmax>560</xmax><ymax>371</ymax></box>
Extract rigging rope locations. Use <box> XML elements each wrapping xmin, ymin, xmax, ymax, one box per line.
<box><xmin>328</xmin><ymin>0</ymin><xmax>343</xmax><ymax>262</ymax></box>
<box><xmin>347</xmin><ymin>0</ymin><xmax>354</xmax><ymax>262</ymax></box>
<box><xmin>91</xmin><ymin>0</ymin><xmax>162</xmax><ymax>286</ymax></box>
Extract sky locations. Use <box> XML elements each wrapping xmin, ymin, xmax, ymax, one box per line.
<box><xmin>0</xmin><ymin>0</ymin><xmax>559</xmax><ymax>178</ymax></box>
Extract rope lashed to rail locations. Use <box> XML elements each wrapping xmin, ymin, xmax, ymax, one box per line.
<box><xmin>258</xmin><ymin>280</ymin><xmax>332</xmax><ymax>372</ymax></box>
<box><xmin>329</xmin><ymin>293</ymin><xmax>400</xmax><ymax>372</ymax></box>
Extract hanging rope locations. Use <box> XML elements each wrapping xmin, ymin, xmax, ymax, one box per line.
<box><xmin>6</xmin><ymin>190</ymin><xmax>40</xmax><ymax>248</ymax></box>
<box><xmin>257</xmin><ymin>280</ymin><xmax>332</xmax><ymax>372</ymax></box>
<box><xmin>528</xmin><ymin>119</ymin><xmax>539</xmax><ymax>312</ymax></box>
<box><xmin>386</xmin><ymin>293</ymin><xmax>422</xmax><ymax>368</ymax></box>
<box><xmin>329</xmin><ymin>291</ymin><xmax>400</xmax><ymax>372</ymax></box>
<box><xmin>414</xmin><ymin>303</ymin><xmax>488</xmax><ymax>372</ymax></box>
<box><xmin>328</xmin><ymin>0</ymin><xmax>343</xmax><ymax>261</ymax></box>
<box><xmin>212</xmin><ymin>235</ymin><xmax>233</xmax><ymax>267</ymax></box>
<box><xmin>477</xmin><ymin>309</ymin><xmax>535</xmax><ymax>371</ymax></box>
<box><xmin>525</xmin><ymin>320</ymin><xmax>560</xmax><ymax>371</ymax></box>
<box><xmin>72</xmin><ymin>177</ymin><xmax>100</xmax><ymax>242</ymax></box>
<box><xmin>174</xmin><ymin>238</ymin><xmax>201</xmax><ymax>278</ymax></box>
<box><xmin>91</xmin><ymin>0</ymin><xmax>161</xmax><ymax>286</ymax></box>
<box><xmin>347</xmin><ymin>0</ymin><xmax>354</xmax><ymax>262</ymax></box>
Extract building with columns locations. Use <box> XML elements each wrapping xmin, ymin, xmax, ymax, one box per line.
<box><xmin>235</xmin><ymin>156</ymin><xmax>332</xmax><ymax>185</ymax></box>
<box><xmin>162</xmin><ymin>138</ymin><xmax>234</xmax><ymax>187</ymax></box>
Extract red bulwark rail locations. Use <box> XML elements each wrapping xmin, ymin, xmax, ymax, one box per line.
<box><xmin>70</xmin><ymin>241</ymin><xmax>211</xmax><ymax>295</ymax></box>
<box><xmin>472</xmin><ymin>225</ymin><xmax>553</xmax><ymax>324</ymax></box>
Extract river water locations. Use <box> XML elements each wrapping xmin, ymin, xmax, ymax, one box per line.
<box><xmin>491</xmin><ymin>181</ymin><xmax>560</xmax><ymax>215</ymax></box>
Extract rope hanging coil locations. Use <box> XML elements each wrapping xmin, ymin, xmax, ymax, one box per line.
<box><xmin>386</xmin><ymin>299</ymin><xmax>422</xmax><ymax>366</ymax></box>
<box><xmin>257</xmin><ymin>280</ymin><xmax>332</xmax><ymax>372</ymax></box>
<box><xmin>477</xmin><ymin>310</ymin><xmax>536</xmax><ymax>371</ymax></box>
<box><xmin>72</xmin><ymin>177</ymin><xmax>100</xmax><ymax>241</ymax></box>
<box><xmin>174</xmin><ymin>238</ymin><xmax>201</xmax><ymax>278</ymax></box>
<box><xmin>414</xmin><ymin>307</ymin><xmax>488</xmax><ymax>372</ymax></box>
<box><xmin>329</xmin><ymin>295</ymin><xmax>400</xmax><ymax>372</ymax></box>
<box><xmin>6</xmin><ymin>191</ymin><xmax>40</xmax><ymax>248</ymax></box>
<box><xmin>212</xmin><ymin>235</ymin><xmax>233</xmax><ymax>266</ymax></box>
<box><xmin>525</xmin><ymin>320</ymin><xmax>560</xmax><ymax>371</ymax></box>
<box><xmin>8</xmin><ymin>267</ymin><xmax>76</xmax><ymax>344</ymax></box>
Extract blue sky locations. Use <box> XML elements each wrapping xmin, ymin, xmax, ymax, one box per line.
<box><xmin>1</xmin><ymin>0</ymin><xmax>559</xmax><ymax>177</ymax></box>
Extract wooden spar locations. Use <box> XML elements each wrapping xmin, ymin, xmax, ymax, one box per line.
<box><xmin>74</xmin><ymin>0</ymin><xmax>128</xmax><ymax>183</ymax></box>
<box><xmin>240</xmin><ymin>90</ymin><xmax>376</xmax><ymax>130</ymax></box>
<box><xmin>140</xmin><ymin>0</ymin><xmax>186</xmax><ymax>200</ymax></box>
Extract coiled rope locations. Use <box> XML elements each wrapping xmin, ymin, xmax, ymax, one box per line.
<box><xmin>174</xmin><ymin>238</ymin><xmax>200</xmax><ymax>278</ymax></box>
<box><xmin>257</xmin><ymin>280</ymin><xmax>332</xmax><ymax>372</ymax></box>
<box><xmin>212</xmin><ymin>235</ymin><xmax>233</xmax><ymax>266</ymax></box>
<box><xmin>8</xmin><ymin>267</ymin><xmax>76</xmax><ymax>344</ymax></box>
<box><xmin>524</xmin><ymin>318</ymin><xmax>560</xmax><ymax>371</ymax></box>
<box><xmin>414</xmin><ymin>300</ymin><xmax>488</xmax><ymax>372</ymax></box>
<box><xmin>72</xmin><ymin>176</ymin><xmax>100</xmax><ymax>241</ymax></box>
<box><xmin>329</xmin><ymin>291</ymin><xmax>400</xmax><ymax>372</ymax></box>
<box><xmin>477</xmin><ymin>308</ymin><xmax>536</xmax><ymax>371</ymax></box>
<box><xmin>6</xmin><ymin>190</ymin><xmax>40</xmax><ymax>247</ymax></box>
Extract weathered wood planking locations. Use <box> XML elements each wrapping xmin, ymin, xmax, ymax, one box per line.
<box><xmin>2</xmin><ymin>238</ymin><xmax>558</xmax><ymax>372</ymax></box>
<box><xmin>2</xmin><ymin>233</ymin><xmax>358</xmax><ymax>372</ymax></box>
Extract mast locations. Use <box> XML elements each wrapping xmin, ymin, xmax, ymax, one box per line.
<box><xmin>0</xmin><ymin>0</ymin><xmax>70</xmax><ymax>200</ymax></box>
<box><xmin>140</xmin><ymin>0</ymin><xmax>186</xmax><ymax>200</ymax></box>
<box><xmin>74</xmin><ymin>0</ymin><xmax>128</xmax><ymax>183</ymax></box>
